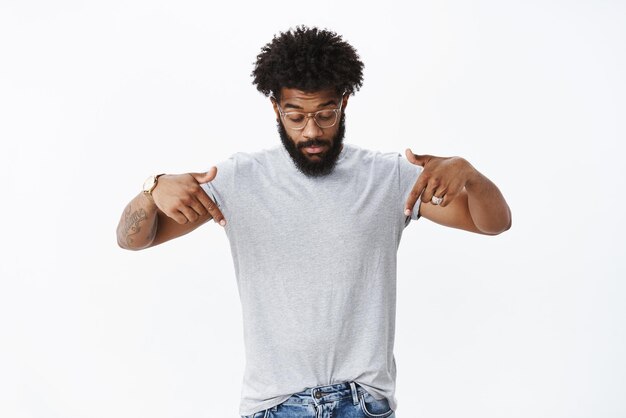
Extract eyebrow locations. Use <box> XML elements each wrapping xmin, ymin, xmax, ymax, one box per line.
<box><xmin>282</xmin><ymin>99</ymin><xmax>338</xmax><ymax>110</ymax></box>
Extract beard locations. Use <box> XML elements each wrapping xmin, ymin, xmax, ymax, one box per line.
<box><xmin>278</xmin><ymin>113</ymin><xmax>346</xmax><ymax>177</ymax></box>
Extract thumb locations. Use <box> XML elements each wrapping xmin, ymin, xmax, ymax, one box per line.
<box><xmin>190</xmin><ymin>166</ymin><xmax>217</xmax><ymax>184</ymax></box>
<box><xmin>405</xmin><ymin>149</ymin><xmax>430</xmax><ymax>167</ymax></box>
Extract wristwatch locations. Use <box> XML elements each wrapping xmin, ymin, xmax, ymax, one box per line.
<box><xmin>142</xmin><ymin>173</ymin><xmax>165</xmax><ymax>197</ymax></box>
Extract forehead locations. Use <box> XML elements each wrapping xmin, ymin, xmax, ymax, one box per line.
<box><xmin>278</xmin><ymin>87</ymin><xmax>339</xmax><ymax>108</ymax></box>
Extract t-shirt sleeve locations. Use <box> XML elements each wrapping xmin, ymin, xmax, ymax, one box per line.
<box><xmin>398</xmin><ymin>154</ymin><xmax>424</xmax><ymax>225</ymax></box>
<box><xmin>199</xmin><ymin>155</ymin><xmax>237</xmax><ymax>219</ymax></box>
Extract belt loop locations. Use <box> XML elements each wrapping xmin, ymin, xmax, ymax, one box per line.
<box><xmin>350</xmin><ymin>381</ymin><xmax>359</xmax><ymax>405</ymax></box>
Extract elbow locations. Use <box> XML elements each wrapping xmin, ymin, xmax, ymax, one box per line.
<box><xmin>117</xmin><ymin>237</ymin><xmax>134</xmax><ymax>251</ymax></box>
<box><xmin>504</xmin><ymin>214</ymin><xmax>512</xmax><ymax>232</ymax></box>
<box><xmin>478</xmin><ymin>210</ymin><xmax>512</xmax><ymax>236</ymax></box>
<box><xmin>487</xmin><ymin>209</ymin><xmax>512</xmax><ymax>235</ymax></box>
<box><xmin>502</xmin><ymin>208</ymin><xmax>513</xmax><ymax>233</ymax></box>
<box><xmin>118</xmin><ymin>241</ymin><xmax>149</xmax><ymax>251</ymax></box>
<box><xmin>116</xmin><ymin>233</ymin><xmax>149</xmax><ymax>251</ymax></box>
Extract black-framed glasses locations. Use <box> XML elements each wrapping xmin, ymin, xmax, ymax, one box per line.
<box><xmin>274</xmin><ymin>98</ymin><xmax>344</xmax><ymax>131</ymax></box>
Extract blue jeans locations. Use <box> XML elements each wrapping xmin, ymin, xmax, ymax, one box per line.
<box><xmin>241</xmin><ymin>381</ymin><xmax>396</xmax><ymax>418</ymax></box>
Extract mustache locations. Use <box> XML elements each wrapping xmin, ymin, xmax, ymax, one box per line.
<box><xmin>297</xmin><ymin>139</ymin><xmax>331</xmax><ymax>149</ymax></box>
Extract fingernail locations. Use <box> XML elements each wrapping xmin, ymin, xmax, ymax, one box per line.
<box><xmin>220</xmin><ymin>219</ymin><xmax>226</xmax><ymax>226</ymax></box>
<box><xmin>404</xmin><ymin>209</ymin><xmax>411</xmax><ymax>216</ymax></box>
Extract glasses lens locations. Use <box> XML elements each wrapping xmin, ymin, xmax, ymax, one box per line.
<box><xmin>314</xmin><ymin>110</ymin><xmax>338</xmax><ymax>128</ymax></box>
<box><xmin>284</xmin><ymin>112</ymin><xmax>306</xmax><ymax>129</ymax></box>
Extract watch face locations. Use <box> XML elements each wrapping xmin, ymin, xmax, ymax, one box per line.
<box><xmin>143</xmin><ymin>175</ymin><xmax>156</xmax><ymax>192</ymax></box>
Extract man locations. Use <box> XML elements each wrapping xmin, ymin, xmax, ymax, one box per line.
<box><xmin>117</xmin><ymin>26</ymin><xmax>511</xmax><ymax>418</ymax></box>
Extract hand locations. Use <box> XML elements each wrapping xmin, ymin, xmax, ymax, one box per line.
<box><xmin>151</xmin><ymin>167</ymin><xmax>226</xmax><ymax>226</ymax></box>
<box><xmin>404</xmin><ymin>148</ymin><xmax>478</xmax><ymax>215</ymax></box>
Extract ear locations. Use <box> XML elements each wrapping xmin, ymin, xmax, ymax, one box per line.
<box><xmin>271</xmin><ymin>98</ymin><xmax>280</xmax><ymax>120</ymax></box>
<box><xmin>341</xmin><ymin>94</ymin><xmax>349</xmax><ymax>111</ymax></box>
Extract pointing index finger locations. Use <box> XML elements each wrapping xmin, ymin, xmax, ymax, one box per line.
<box><xmin>405</xmin><ymin>173</ymin><xmax>428</xmax><ymax>217</ymax></box>
<box><xmin>197</xmin><ymin>188</ymin><xmax>225</xmax><ymax>226</ymax></box>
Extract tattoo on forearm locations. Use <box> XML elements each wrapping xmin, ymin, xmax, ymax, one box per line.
<box><xmin>120</xmin><ymin>206</ymin><xmax>148</xmax><ymax>245</ymax></box>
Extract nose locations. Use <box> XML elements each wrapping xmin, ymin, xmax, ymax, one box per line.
<box><xmin>301</xmin><ymin>116</ymin><xmax>323</xmax><ymax>139</ymax></box>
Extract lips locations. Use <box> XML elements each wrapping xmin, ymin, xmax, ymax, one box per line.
<box><xmin>303</xmin><ymin>145</ymin><xmax>326</xmax><ymax>154</ymax></box>
<box><xmin>299</xmin><ymin>140</ymin><xmax>330</xmax><ymax>156</ymax></box>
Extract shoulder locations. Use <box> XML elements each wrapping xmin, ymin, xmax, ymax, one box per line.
<box><xmin>343</xmin><ymin>144</ymin><xmax>422</xmax><ymax>184</ymax></box>
<box><xmin>218</xmin><ymin>146</ymin><xmax>283</xmax><ymax>172</ymax></box>
<box><xmin>204</xmin><ymin>146</ymin><xmax>282</xmax><ymax>199</ymax></box>
<box><xmin>343</xmin><ymin>143</ymin><xmax>405</xmax><ymax>168</ymax></box>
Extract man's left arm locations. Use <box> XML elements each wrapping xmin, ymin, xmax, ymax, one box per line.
<box><xmin>403</xmin><ymin>149</ymin><xmax>512</xmax><ymax>235</ymax></box>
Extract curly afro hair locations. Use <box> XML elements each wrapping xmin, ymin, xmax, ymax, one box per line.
<box><xmin>252</xmin><ymin>26</ymin><xmax>364</xmax><ymax>100</ymax></box>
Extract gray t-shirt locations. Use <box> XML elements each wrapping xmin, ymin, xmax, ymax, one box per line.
<box><xmin>202</xmin><ymin>143</ymin><xmax>423</xmax><ymax>416</ymax></box>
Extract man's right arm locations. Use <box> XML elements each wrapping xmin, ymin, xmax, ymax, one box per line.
<box><xmin>116</xmin><ymin>168</ymin><xmax>225</xmax><ymax>251</ymax></box>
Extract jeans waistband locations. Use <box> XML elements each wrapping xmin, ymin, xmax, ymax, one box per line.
<box><xmin>282</xmin><ymin>381</ymin><xmax>367</xmax><ymax>406</ymax></box>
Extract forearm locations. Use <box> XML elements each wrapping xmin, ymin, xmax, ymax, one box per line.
<box><xmin>465</xmin><ymin>171</ymin><xmax>512</xmax><ymax>235</ymax></box>
<box><xmin>116</xmin><ymin>192</ymin><xmax>159</xmax><ymax>250</ymax></box>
